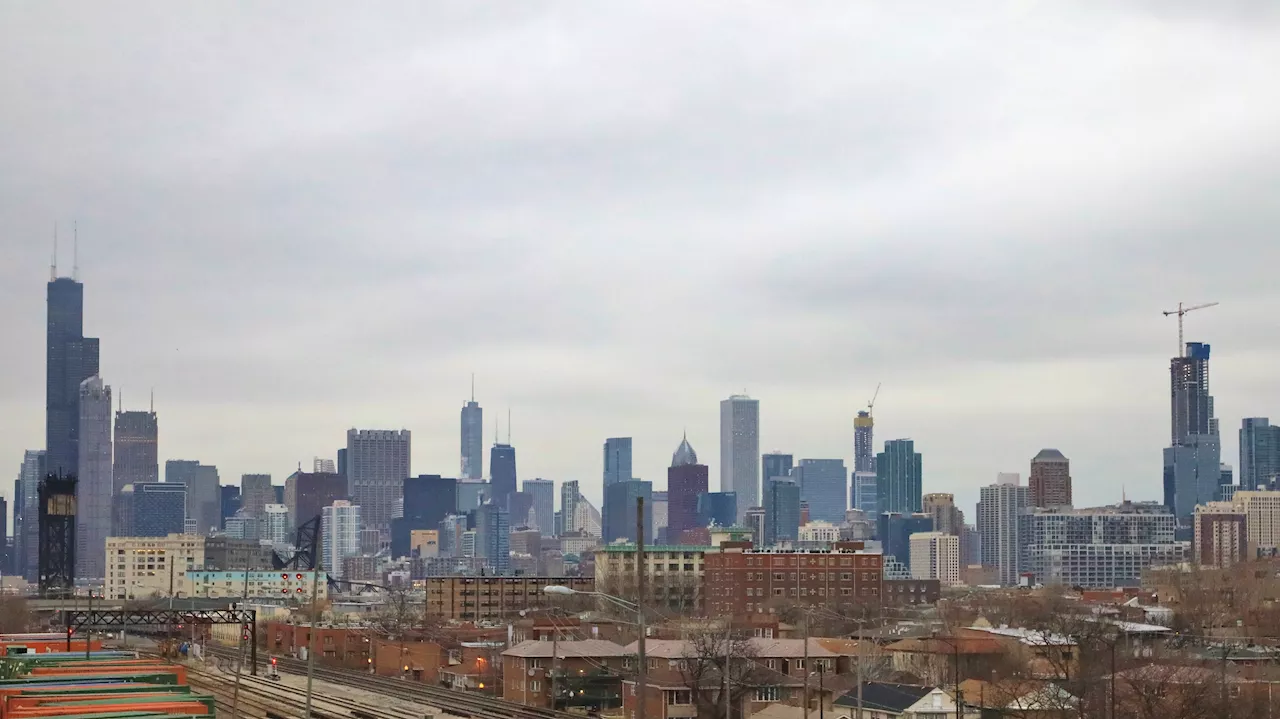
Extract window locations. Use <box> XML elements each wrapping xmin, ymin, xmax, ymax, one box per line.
<box><xmin>667</xmin><ymin>690</ymin><xmax>692</xmax><ymax>705</ymax></box>
<box><xmin>755</xmin><ymin>687</ymin><xmax>780</xmax><ymax>702</ymax></box>
<box><xmin>527</xmin><ymin>658</ymin><xmax>543</xmax><ymax>669</ymax></box>
<box><xmin>795</xmin><ymin>659</ymin><xmax>805</xmax><ymax>670</ymax></box>
<box><xmin>766</xmin><ymin>659</ymin><xmax>778</xmax><ymax>670</ymax></box>
<box><xmin>530</xmin><ymin>681</ymin><xmax>540</xmax><ymax>692</ymax></box>
<box><xmin>774</xmin><ymin>588</ymin><xmax>784</xmax><ymax>596</ymax></box>
<box><xmin>773</xmin><ymin>572</ymin><xmax>784</xmax><ymax>581</ymax></box>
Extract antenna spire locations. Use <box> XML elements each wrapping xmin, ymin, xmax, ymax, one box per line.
<box><xmin>72</xmin><ymin>221</ymin><xmax>79</xmax><ymax>281</ymax></box>
<box><xmin>150</xmin><ymin>388</ymin><xmax>154</xmax><ymax>413</ymax></box>
<box><xmin>471</xmin><ymin>373</ymin><xmax>475</xmax><ymax>402</ymax></box>
<box><xmin>507</xmin><ymin>407</ymin><xmax>512</xmax><ymax>444</ymax></box>
<box><xmin>51</xmin><ymin>222</ymin><xmax>58</xmax><ymax>280</ymax></box>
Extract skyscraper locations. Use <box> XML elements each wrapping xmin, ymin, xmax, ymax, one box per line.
<box><xmin>321</xmin><ymin>500</ymin><xmax>361</xmax><ymax>578</ymax></box>
<box><xmin>561</xmin><ymin>480</ymin><xmax>581</xmax><ymax>534</ymax></box>
<box><xmin>603</xmin><ymin>437</ymin><xmax>633</xmax><ymax>488</ymax></box>
<box><xmin>522</xmin><ymin>478</ymin><xmax>555</xmax><ymax>536</ymax></box>
<box><xmin>117</xmin><ymin>482</ymin><xmax>186</xmax><ymax>537</ymax></box>
<box><xmin>1240</xmin><ymin>418</ymin><xmax>1280</xmax><ymax>490</ymax></box>
<box><xmin>851</xmin><ymin>471</ymin><xmax>878</xmax><ymax>514</ymax></box>
<box><xmin>1028</xmin><ymin>449</ymin><xmax>1072</xmax><ymax>508</ymax></box>
<box><xmin>720</xmin><ymin>394</ymin><xmax>760</xmax><ymax>521</ymax></box>
<box><xmin>76</xmin><ymin>376</ymin><xmax>112</xmax><ymax>579</ymax></box>
<box><xmin>165</xmin><ymin>460</ymin><xmax>220</xmax><ymax>536</ymax></box>
<box><xmin>17</xmin><ymin>449</ymin><xmax>46</xmax><ymax>581</ymax></box>
<box><xmin>490</xmin><ymin>442</ymin><xmax>517</xmax><ymax>509</ymax></box>
<box><xmin>346</xmin><ymin>429</ymin><xmax>411</xmax><ymax>536</ymax></box>
<box><xmin>762</xmin><ymin>453</ymin><xmax>793</xmax><ymax>485</ymax></box>
<box><xmin>1166</xmin><ymin>342</ymin><xmax>1221</xmax><ymax>523</ymax></box>
<box><xmin>978</xmin><ymin>474</ymin><xmax>1029</xmax><ymax>586</ymax></box>
<box><xmin>460</xmin><ymin>389</ymin><xmax>483</xmax><ymax>480</ymax></box>
<box><xmin>392</xmin><ymin>475</ymin><xmax>457</xmax><ymax>558</ymax></box>
<box><xmin>696</xmin><ymin>492</ymin><xmax>737</xmax><ymax>529</ymax></box>
<box><xmin>854</xmin><ymin>410</ymin><xmax>875</xmax><ymax>473</ymax></box>
<box><xmin>112</xmin><ymin>408</ymin><xmax>158</xmax><ymax>493</ymax></box>
<box><xmin>239</xmin><ymin>473</ymin><xmax>274</xmax><ymax>519</ymax></box>
<box><xmin>667</xmin><ymin>435</ymin><xmax>708</xmax><ymax>540</ymax></box>
<box><xmin>219</xmin><ymin>485</ymin><xmax>241</xmax><ymax>529</ymax></box>
<box><xmin>794</xmin><ymin>459</ymin><xmax>847</xmax><ymax>524</ymax></box>
<box><xmin>762</xmin><ymin>478</ymin><xmax>801</xmax><ymax>546</ymax></box>
<box><xmin>46</xmin><ymin>274</ymin><xmax>100</xmax><ymax>479</ymax></box>
<box><xmin>603</xmin><ymin>479</ymin><xmax>652</xmax><ymax>544</ymax></box>
<box><xmin>877</xmin><ymin>512</ymin><xmax>934</xmax><ymax>572</ymax></box>
<box><xmin>876</xmin><ymin>439</ymin><xmax>922</xmax><ymax>515</ymax></box>
<box><xmin>474</xmin><ymin>500</ymin><xmax>510</xmax><ymax>575</ymax></box>
<box><xmin>922</xmin><ymin>493</ymin><xmax>963</xmax><ymax>535</ymax></box>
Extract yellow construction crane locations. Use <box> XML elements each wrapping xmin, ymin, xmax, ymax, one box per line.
<box><xmin>1162</xmin><ymin>302</ymin><xmax>1219</xmax><ymax>357</ymax></box>
<box><xmin>867</xmin><ymin>382</ymin><xmax>881</xmax><ymax>417</ymax></box>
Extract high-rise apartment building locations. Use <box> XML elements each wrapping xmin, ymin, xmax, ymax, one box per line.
<box><xmin>603</xmin><ymin>480</ymin><xmax>652</xmax><ymax>544</ymax></box>
<box><xmin>1019</xmin><ymin>502</ymin><xmax>1183</xmax><ymax>589</ymax></box>
<box><xmin>561</xmin><ymin>480</ymin><xmax>581</xmax><ymax>534</ymax></box>
<box><xmin>262</xmin><ymin>504</ymin><xmax>291</xmax><ymax>544</ymax></box>
<box><xmin>794</xmin><ymin>459</ymin><xmax>847</xmax><ymax>524</ymax></box>
<box><xmin>283</xmin><ymin>470</ymin><xmax>346</xmax><ymax>532</ymax></box>
<box><xmin>164</xmin><ymin>460</ymin><xmax>220</xmax><ymax>536</ymax></box>
<box><xmin>720</xmin><ymin>395</ymin><xmax>760</xmax><ymax>521</ymax></box>
<box><xmin>112</xmin><ymin>408</ymin><xmax>158</xmax><ymax>493</ymax></box>
<box><xmin>921</xmin><ymin>493</ymin><xmax>963</xmax><ymax>535</ymax></box>
<box><xmin>346</xmin><ymin>429</ymin><xmax>411</xmax><ymax>536</ymax></box>
<box><xmin>876</xmin><ymin>439</ymin><xmax>922</xmax><ymax>515</ymax></box>
<box><xmin>1232</xmin><ymin>490</ymin><xmax>1280</xmax><ymax>557</ymax></box>
<box><xmin>978</xmin><ymin>474</ymin><xmax>1029</xmax><ymax>586</ymax></box>
<box><xmin>909</xmin><ymin>532</ymin><xmax>960</xmax><ymax>586</ymax></box>
<box><xmin>490</xmin><ymin>442</ymin><xmax>517</xmax><ymax>510</ymax></box>
<box><xmin>1241</xmin><ymin>418</ymin><xmax>1280</xmax><ymax>490</ymax></box>
<box><xmin>461</xmin><ymin>393</ymin><xmax>484</xmax><ymax>480</ymax></box>
<box><xmin>667</xmin><ymin>436</ymin><xmax>708</xmax><ymax>540</ymax></box>
<box><xmin>522</xmin><ymin>479</ymin><xmax>555</xmax><ymax>536</ymax></box>
<box><xmin>1193</xmin><ymin>502</ymin><xmax>1247</xmax><ymax>567</ymax></box>
<box><xmin>1028</xmin><ymin>449</ymin><xmax>1072</xmax><ymax>508</ymax></box>
<box><xmin>46</xmin><ymin>275</ymin><xmax>100</xmax><ymax>479</ymax></box>
<box><xmin>239</xmin><ymin>473</ymin><xmax>273</xmax><ymax>520</ymax></box>
<box><xmin>762</xmin><ymin>478</ymin><xmax>801</xmax><ymax>546</ymax></box>
<box><xmin>76</xmin><ymin>376</ymin><xmax>112</xmax><ymax>579</ymax></box>
<box><xmin>602</xmin><ymin>437</ymin><xmax>633</xmax><ymax>488</ymax></box>
<box><xmin>321</xmin><ymin>500</ymin><xmax>361</xmax><ymax>577</ymax></box>
<box><xmin>854</xmin><ymin>410</ymin><xmax>875</xmax><ymax>473</ymax></box>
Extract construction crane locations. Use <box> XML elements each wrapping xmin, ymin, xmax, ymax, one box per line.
<box><xmin>1162</xmin><ymin>302</ymin><xmax>1219</xmax><ymax>357</ymax></box>
<box><xmin>867</xmin><ymin>382</ymin><xmax>881</xmax><ymax>417</ymax></box>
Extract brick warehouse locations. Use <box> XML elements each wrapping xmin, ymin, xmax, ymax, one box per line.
<box><xmin>703</xmin><ymin>542</ymin><xmax>883</xmax><ymax>616</ymax></box>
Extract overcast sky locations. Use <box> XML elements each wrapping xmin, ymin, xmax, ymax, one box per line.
<box><xmin>3</xmin><ymin>2</ymin><xmax>1279</xmax><ymax>525</ymax></box>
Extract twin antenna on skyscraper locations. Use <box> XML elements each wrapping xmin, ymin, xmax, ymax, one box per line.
<box><xmin>49</xmin><ymin>221</ymin><xmax>80</xmax><ymax>281</ymax></box>
<box><xmin>1163</xmin><ymin>301</ymin><xmax>1219</xmax><ymax>357</ymax></box>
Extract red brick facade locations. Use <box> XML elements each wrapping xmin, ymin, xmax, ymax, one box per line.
<box><xmin>702</xmin><ymin>545</ymin><xmax>883</xmax><ymax>616</ymax></box>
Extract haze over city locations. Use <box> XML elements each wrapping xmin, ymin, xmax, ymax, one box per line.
<box><xmin>3</xmin><ymin>2</ymin><xmax>1280</xmax><ymax>521</ymax></box>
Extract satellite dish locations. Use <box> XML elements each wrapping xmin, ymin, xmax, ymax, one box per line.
<box><xmin>528</xmin><ymin>669</ymin><xmax>537</xmax><ymax>677</ymax></box>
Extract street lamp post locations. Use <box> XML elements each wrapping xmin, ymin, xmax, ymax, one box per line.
<box><xmin>544</xmin><ymin>585</ymin><xmax>643</xmax><ymax>718</ymax></box>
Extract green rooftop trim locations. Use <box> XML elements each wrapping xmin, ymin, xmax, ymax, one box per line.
<box><xmin>598</xmin><ymin>545</ymin><xmax>716</xmax><ymax>552</ymax></box>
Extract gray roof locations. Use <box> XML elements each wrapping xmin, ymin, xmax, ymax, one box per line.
<box><xmin>671</xmin><ymin>433</ymin><xmax>699</xmax><ymax>467</ymax></box>
<box><xmin>502</xmin><ymin>639</ymin><xmax>630</xmax><ymax>659</ymax></box>
<box><xmin>1032</xmin><ymin>448</ymin><xmax>1068</xmax><ymax>462</ymax></box>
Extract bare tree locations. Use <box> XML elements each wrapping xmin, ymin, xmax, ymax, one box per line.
<box><xmin>0</xmin><ymin>597</ymin><xmax>31</xmax><ymax>633</ymax></box>
<box><xmin>369</xmin><ymin>585</ymin><xmax>422</xmax><ymax>676</ymax></box>
<box><xmin>677</xmin><ymin>629</ymin><xmax>772</xmax><ymax>719</ymax></box>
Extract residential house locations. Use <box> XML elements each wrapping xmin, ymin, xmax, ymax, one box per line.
<box><xmin>501</xmin><ymin>639</ymin><xmax>631</xmax><ymax>710</ymax></box>
<box><xmin>832</xmin><ymin>683</ymin><xmax>978</xmax><ymax>719</ymax></box>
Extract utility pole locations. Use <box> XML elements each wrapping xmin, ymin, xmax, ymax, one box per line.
<box><xmin>802</xmin><ymin>607</ymin><xmax>810</xmax><ymax>714</ymax></box>
<box><xmin>305</xmin><ymin>562</ymin><xmax>322</xmax><ymax>719</ymax></box>
<box><xmin>636</xmin><ymin>497</ymin><xmax>647</xmax><ymax>719</ymax></box>
<box><xmin>723</xmin><ymin>622</ymin><xmax>732</xmax><ymax>719</ymax></box>
<box><xmin>551</xmin><ymin>624</ymin><xmax>559</xmax><ymax>710</ymax></box>
<box><xmin>855</xmin><ymin>609</ymin><xmax>865</xmax><ymax>719</ymax></box>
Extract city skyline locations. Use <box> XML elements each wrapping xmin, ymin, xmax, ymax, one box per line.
<box><xmin>4</xmin><ymin>4</ymin><xmax>1280</xmax><ymax>528</ymax></box>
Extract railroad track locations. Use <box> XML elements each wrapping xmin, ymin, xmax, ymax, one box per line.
<box><xmin>187</xmin><ymin>664</ymin><xmax>427</xmax><ymax>719</ymax></box>
<box><xmin>201</xmin><ymin>644</ymin><xmax>577</xmax><ymax>719</ymax></box>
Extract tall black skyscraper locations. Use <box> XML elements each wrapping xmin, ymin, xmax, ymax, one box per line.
<box><xmin>47</xmin><ymin>275</ymin><xmax>99</xmax><ymax>477</ymax></box>
<box><xmin>490</xmin><ymin>443</ymin><xmax>517</xmax><ymax>509</ymax></box>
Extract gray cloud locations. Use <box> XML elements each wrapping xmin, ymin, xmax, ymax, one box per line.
<box><xmin>3</xmin><ymin>2</ymin><xmax>1280</xmax><ymax>517</ymax></box>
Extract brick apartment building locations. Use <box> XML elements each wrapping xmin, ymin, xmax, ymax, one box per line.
<box><xmin>501</xmin><ymin>639</ymin><xmax>631</xmax><ymax>709</ymax></box>
<box><xmin>424</xmin><ymin>575</ymin><xmax>595</xmax><ymax>620</ymax></box>
<box><xmin>702</xmin><ymin>542</ymin><xmax>884</xmax><ymax>616</ymax></box>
